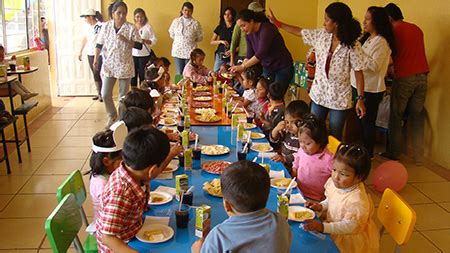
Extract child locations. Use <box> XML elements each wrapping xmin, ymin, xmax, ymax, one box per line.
<box><xmin>183</xmin><ymin>48</ymin><xmax>214</xmax><ymax>85</ymax></box>
<box><xmin>89</xmin><ymin>121</ymin><xmax>127</xmax><ymax>232</ymax></box>
<box><xmin>122</xmin><ymin>88</ymin><xmax>155</xmax><ymax>115</ymax></box>
<box><xmin>236</xmin><ymin>66</ymin><xmax>260</xmax><ymax>110</ymax></box>
<box><xmin>96</xmin><ymin>127</ymin><xmax>170</xmax><ymax>252</ymax></box>
<box><xmin>253</xmin><ymin>77</ymin><xmax>269</xmax><ymax>127</ymax></box>
<box><xmin>260</xmin><ymin>81</ymin><xmax>285</xmax><ymax>137</ymax></box>
<box><xmin>304</xmin><ymin>143</ymin><xmax>379</xmax><ymax>253</ymax></box>
<box><xmin>292</xmin><ymin>114</ymin><xmax>333</xmax><ymax>201</ymax></box>
<box><xmin>192</xmin><ymin>160</ymin><xmax>292</xmax><ymax>253</ymax></box>
<box><xmin>270</xmin><ymin>100</ymin><xmax>309</xmax><ymax>171</ymax></box>
<box><xmin>120</xmin><ymin>106</ymin><xmax>153</xmax><ymax>131</ymax></box>
<box><xmin>0</xmin><ymin>45</ymin><xmax>38</xmax><ymax>100</ymax></box>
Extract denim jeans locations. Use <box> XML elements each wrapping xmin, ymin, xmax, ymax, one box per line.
<box><xmin>213</xmin><ymin>53</ymin><xmax>230</xmax><ymax>72</ymax></box>
<box><xmin>311</xmin><ymin>101</ymin><xmax>348</xmax><ymax>140</ymax></box>
<box><xmin>174</xmin><ymin>57</ymin><xmax>189</xmax><ymax>75</ymax></box>
<box><xmin>263</xmin><ymin>64</ymin><xmax>294</xmax><ymax>96</ymax></box>
<box><xmin>101</xmin><ymin>77</ymin><xmax>130</xmax><ymax>121</ymax></box>
<box><xmin>388</xmin><ymin>73</ymin><xmax>427</xmax><ymax>160</ymax></box>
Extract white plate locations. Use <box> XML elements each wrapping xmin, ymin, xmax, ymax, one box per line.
<box><xmin>288</xmin><ymin>206</ymin><xmax>315</xmax><ymax>222</ymax></box>
<box><xmin>250</xmin><ymin>132</ymin><xmax>265</xmax><ymax>140</ymax></box>
<box><xmin>162</xmin><ymin>160</ymin><xmax>178</xmax><ymax>173</ymax></box>
<box><xmin>136</xmin><ymin>224</ymin><xmax>174</xmax><ymax>243</ymax></box>
<box><xmin>148</xmin><ymin>191</ymin><xmax>173</xmax><ymax>205</ymax></box>
<box><xmin>158</xmin><ymin>119</ymin><xmax>177</xmax><ymax>126</ymax></box>
<box><xmin>243</xmin><ymin>123</ymin><xmax>257</xmax><ymax>129</ymax></box>
<box><xmin>251</xmin><ymin>143</ymin><xmax>273</xmax><ymax>153</ymax></box>
<box><xmin>270</xmin><ymin>178</ymin><xmax>297</xmax><ymax>190</ymax></box>
<box><xmin>201</xmin><ymin>145</ymin><xmax>230</xmax><ymax>156</ymax></box>
<box><xmin>193</xmin><ymin>96</ymin><xmax>212</xmax><ymax>102</ymax></box>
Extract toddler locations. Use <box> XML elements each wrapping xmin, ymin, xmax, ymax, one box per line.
<box><xmin>183</xmin><ymin>48</ymin><xmax>213</xmax><ymax>85</ymax></box>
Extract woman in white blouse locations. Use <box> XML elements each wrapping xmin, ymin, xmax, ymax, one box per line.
<box><xmin>169</xmin><ymin>2</ymin><xmax>203</xmax><ymax>75</ymax></box>
<box><xmin>351</xmin><ymin>6</ymin><xmax>395</xmax><ymax>157</ymax></box>
<box><xmin>132</xmin><ymin>8</ymin><xmax>157</xmax><ymax>88</ymax></box>
<box><xmin>268</xmin><ymin>2</ymin><xmax>366</xmax><ymax>140</ymax></box>
<box><xmin>94</xmin><ymin>1</ymin><xmax>142</xmax><ymax>127</ymax></box>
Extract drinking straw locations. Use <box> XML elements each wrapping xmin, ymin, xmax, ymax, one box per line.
<box><xmin>186</xmin><ymin>186</ymin><xmax>195</xmax><ymax>194</ymax></box>
<box><xmin>194</xmin><ymin>135</ymin><xmax>199</xmax><ymax>149</ymax></box>
<box><xmin>252</xmin><ymin>157</ymin><xmax>258</xmax><ymax>162</ymax></box>
<box><xmin>243</xmin><ymin>142</ymin><xmax>249</xmax><ymax>153</ymax></box>
<box><xmin>283</xmin><ymin>177</ymin><xmax>297</xmax><ymax>196</ymax></box>
<box><xmin>231</xmin><ymin>103</ymin><xmax>239</xmax><ymax>113</ymax></box>
<box><xmin>243</xmin><ymin>107</ymin><xmax>248</xmax><ymax>115</ymax></box>
<box><xmin>179</xmin><ymin>192</ymin><xmax>184</xmax><ymax>211</ymax></box>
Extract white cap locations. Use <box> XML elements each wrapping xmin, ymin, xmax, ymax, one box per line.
<box><xmin>80</xmin><ymin>8</ymin><xmax>96</xmax><ymax>17</ymax></box>
<box><xmin>248</xmin><ymin>2</ymin><xmax>264</xmax><ymax>12</ymax></box>
<box><xmin>92</xmin><ymin>121</ymin><xmax>127</xmax><ymax>153</ymax></box>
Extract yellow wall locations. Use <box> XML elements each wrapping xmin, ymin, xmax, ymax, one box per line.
<box><xmin>317</xmin><ymin>0</ymin><xmax>450</xmax><ymax>169</ymax></box>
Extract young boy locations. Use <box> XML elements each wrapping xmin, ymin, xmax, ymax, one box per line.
<box><xmin>261</xmin><ymin>81</ymin><xmax>286</xmax><ymax>138</ymax></box>
<box><xmin>192</xmin><ymin>161</ymin><xmax>292</xmax><ymax>253</ymax></box>
<box><xmin>96</xmin><ymin>127</ymin><xmax>170</xmax><ymax>253</ymax></box>
<box><xmin>120</xmin><ymin>106</ymin><xmax>153</xmax><ymax>131</ymax></box>
<box><xmin>270</xmin><ymin>100</ymin><xmax>309</xmax><ymax>172</ymax></box>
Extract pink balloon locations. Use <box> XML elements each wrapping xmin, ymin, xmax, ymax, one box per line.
<box><xmin>372</xmin><ymin>161</ymin><xmax>408</xmax><ymax>193</ymax></box>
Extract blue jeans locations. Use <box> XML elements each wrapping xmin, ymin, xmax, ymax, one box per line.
<box><xmin>174</xmin><ymin>57</ymin><xmax>189</xmax><ymax>75</ymax></box>
<box><xmin>213</xmin><ymin>53</ymin><xmax>230</xmax><ymax>72</ymax></box>
<box><xmin>263</xmin><ymin>64</ymin><xmax>294</xmax><ymax>95</ymax></box>
<box><xmin>311</xmin><ymin>101</ymin><xmax>348</xmax><ymax>140</ymax></box>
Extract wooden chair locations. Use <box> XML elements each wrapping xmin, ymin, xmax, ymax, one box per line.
<box><xmin>377</xmin><ymin>188</ymin><xmax>416</xmax><ymax>252</ymax></box>
<box><xmin>328</xmin><ymin>135</ymin><xmax>341</xmax><ymax>155</ymax></box>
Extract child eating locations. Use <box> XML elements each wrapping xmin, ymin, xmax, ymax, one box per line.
<box><xmin>192</xmin><ymin>160</ymin><xmax>291</xmax><ymax>253</ymax></box>
<box><xmin>260</xmin><ymin>81</ymin><xmax>285</xmax><ymax>137</ymax></box>
<box><xmin>183</xmin><ymin>48</ymin><xmax>214</xmax><ymax>85</ymax></box>
<box><xmin>253</xmin><ymin>77</ymin><xmax>269</xmax><ymax>127</ymax></box>
<box><xmin>236</xmin><ymin>66</ymin><xmax>260</xmax><ymax>110</ymax></box>
<box><xmin>292</xmin><ymin>114</ymin><xmax>333</xmax><ymax>201</ymax></box>
<box><xmin>304</xmin><ymin>143</ymin><xmax>379</xmax><ymax>253</ymax></box>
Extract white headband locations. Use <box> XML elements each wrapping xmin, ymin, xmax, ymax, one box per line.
<box><xmin>92</xmin><ymin>121</ymin><xmax>128</xmax><ymax>153</ymax></box>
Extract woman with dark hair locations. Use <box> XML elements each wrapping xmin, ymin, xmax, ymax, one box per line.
<box><xmin>268</xmin><ymin>2</ymin><xmax>366</xmax><ymax>140</ymax></box>
<box><xmin>210</xmin><ymin>7</ymin><xmax>236</xmax><ymax>71</ymax></box>
<box><xmin>94</xmin><ymin>1</ymin><xmax>143</xmax><ymax>127</ymax></box>
<box><xmin>230</xmin><ymin>9</ymin><xmax>293</xmax><ymax>96</ymax></box>
<box><xmin>79</xmin><ymin>9</ymin><xmax>104</xmax><ymax>101</ymax></box>
<box><xmin>169</xmin><ymin>2</ymin><xmax>203</xmax><ymax>74</ymax></box>
<box><xmin>350</xmin><ymin>6</ymin><xmax>395</xmax><ymax>157</ymax></box>
<box><xmin>132</xmin><ymin>8</ymin><xmax>157</xmax><ymax>88</ymax></box>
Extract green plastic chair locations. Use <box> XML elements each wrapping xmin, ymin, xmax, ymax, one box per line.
<box><xmin>174</xmin><ymin>74</ymin><xmax>184</xmax><ymax>84</ymax></box>
<box><xmin>46</xmin><ymin>193</ymin><xmax>98</xmax><ymax>253</ymax></box>
<box><xmin>56</xmin><ymin>170</ymin><xmax>98</xmax><ymax>253</ymax></box>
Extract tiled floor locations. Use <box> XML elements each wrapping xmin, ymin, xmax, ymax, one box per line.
<box><xmin>0</xmin><ymin>97</ymin><xmax>448</xmax><ymax>252</ymax></box>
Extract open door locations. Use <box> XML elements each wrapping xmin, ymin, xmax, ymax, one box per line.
<box><xmin>53</xmin><ymin>0</ymin><xmax>101</xmax><ymax>96</ymax></box>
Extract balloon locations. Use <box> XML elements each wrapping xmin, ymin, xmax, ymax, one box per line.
<box><xmin>372</xmin><ymin>161</ymin><xmax>408</xmax><ymax>193</ymax></box>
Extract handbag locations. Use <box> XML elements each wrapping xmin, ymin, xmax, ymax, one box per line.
<box><xmin>376</xmin><ymin>93</ymin><xmax>390</xmax><ymax>129</ymax></box>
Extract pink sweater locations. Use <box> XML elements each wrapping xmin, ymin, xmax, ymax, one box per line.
<box><xmin>292</xmin><ymin>146</ymin><xmax>333</xmax><ymax>201</ymax></box>
<box><xmin>182</xmin><ymin>61</ymin><xmax>211</xmax><ymax>85</ymax></box>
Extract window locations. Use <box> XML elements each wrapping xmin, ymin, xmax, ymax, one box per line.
<box><xmin>1</xmin><ymin>0</ymin><xmax>41</xmax><ymax>53</ymax></box>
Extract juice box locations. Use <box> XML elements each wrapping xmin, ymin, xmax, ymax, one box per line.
<box><xmin>231</xmin><ymin>114</ymin><xmax>238</xmax><ymax>128</ymax></box>
<box><xmin>182</xmin><ymin>129</ymin><xmax>189</xmax><ymax>148</ymax></box>
<box><xmin>175</xmin><ymin>174</ymin><xmax>189</xmax><ymax>201</ymax></box>
<box><xmin>184</xmin><ymin>115</ymin><xmax>191</xmax><ymax>129</ymax></box>
<box><xmin>23</xmin><ymin>56</ymin><xmax>30</xmax><ymax>70</ymax></box>
<box><xmin>277</xmin><ymin>194</ymin><xmax>289</xmax><ymax>219</ymax></box>
<box><xmin>184</xmin><ymin>148</ymin><xmax>192</xmax><ymax>171</ymax></box>
<box><xmin>195</xmin><ymin>204</ymin><xmax>212</xmax><ymax>238</ymax></box>
<box><xmin>237</xmin><ymin>123</ymin><xmax>244</xmax><ymax>140</ymax></box>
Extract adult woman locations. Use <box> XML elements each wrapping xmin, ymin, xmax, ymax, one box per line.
<box><xmin>169</xmin><ymin>2</ymin><xmax>203</xmax><ymax>75</ymax></box>
<box><xmin>268</xmin><ymin>2</ymin><xmax>366</xmax><ymax>139</ymax></box>
<box><xmin>78</xmin><ymin>9</ymin><xmax>104</xmax><ymax>101</ymax></box>
<box><xmin>94</xmin><ymin>1</ymin><xmax>142</xmax><ymax>127</ymax></box>
<box><xmin>210</xmin><ymin>7</ymin><xmax>236</xmax><ymax>71</ymax></box>
<box><xmin>230</xmin><ymin>9</ymin><xmax>293</xmax><ymax>96</ymax></box>
<box><xmin>350</xmin><ymin>7</ymin><xmax>395</xmax><ymax>157</ymax></box>
<box><xmin>132</xmin><ymin>8</ymin><xmax>157</xmax><ymax>88</ymax></box>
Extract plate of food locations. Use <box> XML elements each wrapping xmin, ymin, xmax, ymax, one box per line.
<box><xmin>203</xmin><ymin>178</ymin><xmax>222</xmax><ymax>197</ymax></box>
<box><xmin>233</xmin><ymin>107</ymin><xmax>245</xmax><ymax>114</ymax></box>
<box><xmin>270</xmin><ymin>178</ymin><xmax>297</xmax><ymax>190</ymax></box>
<box><xmin>191</xmin><ymin>102</ymin><xmax>213</xmax><ymax>108</ymax></box>
<box><xmin>201</xmin><ymin>145</ymin><xmax>230</xmax><ymax>156</ymax></box>
<box><xmin>148</xmin><ymin>191</ymin><xmax>173</xmax><ymax>205</ymax></box>
<box><xmin>243</xmin><ymin>123</ymin><xmax>257</xmax><ymax>129</ymax></box>
<box><xmin>202</xmin><ymin>161</ymin><xmax>232</xmax><ymax>175</ymax></box>
<box><xmin>250</xmin><ymin>132</ymin><xmax>265</xmax><ymax>140</ymax></box>
<box><xmin>136</xmin><ymin>224</ymin><xmax>174</xmax><ymax>243</ymax></box>
<box><xmin>193</xmin><ymin>91</ymin><xmax>212</xmax><ymax>97</ymax></box>
<box><xmin>193</xmin><ymin>96</ymin><xmax>213</xmax><ymax>102</ymax></box>
<box><xmin>160</xmin><ymin>112</ymin><xmax>178</xmax><ymax>119</ymax></box>
<box><xmin>221</xmin><ymin>72</ymin><xmax>234</xmax><ymax>79</ymax></box>
<box><xmin>195</xmin><ymin>114</ymin><xmax>221</xmax><ymax>123</ymax></box>
<box><xmin>162</xmin><ymin>107</ymin><xmax>178</xmax><ymax>113</ymax></box>
<box><xmin>158</xmin><ymin>118</ymin><xmax>177</xmax><ymax>126</ymax></box>
<box><xmin>193</xmin><ymin>86</ymin><xmax>210</xmax><ymax>92</ymax></box>
<box><xmin>162</xmin><ymin>160</ymin><xmax>178</xmax><ymax>173</ymax></box>
<box><xmin>166</xmin><ymin>97</ymin><xmax>179</xmax><ymax>104</ymax></box>
<box><xmin>195</xmin><ymin>108</ymin><xmax>216</xmax><ymax>114</ymax></box>
<box><xmin>251</xmin><ymin>143</ymin><xmax>273</xmax><ymax>152</ymax></box>
<box><xmin>288</xmin><ymin>206</ymin><xmax>315</xmax><ymax>222</ymax></box>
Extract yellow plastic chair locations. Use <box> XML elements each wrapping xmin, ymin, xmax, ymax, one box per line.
<box><xmin>328</xmin><ymin>135</ymin><xmax>341</xmax><ymax>155</ymax></box>
<box><xmin>377</xmin><ymin>188</ymin><xmax>416</xmax><ymax>252</ymax></box>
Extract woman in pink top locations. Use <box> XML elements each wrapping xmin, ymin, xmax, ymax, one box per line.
<box><xmin>182</xmin><ymin>48</ymin><xmax>213</xmax><ymax>85</ymax></box>
<box><xmin>292</xmin><ymin>114</ymin><xmax>333</xmax><ymax>201</ymax></box>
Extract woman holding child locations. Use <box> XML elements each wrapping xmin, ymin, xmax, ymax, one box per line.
<box><xmin>268</xmin><ymin>2</ymin><xmax>366</xmax><ymax>140</ymax></box>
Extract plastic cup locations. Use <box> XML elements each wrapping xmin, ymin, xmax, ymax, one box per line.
<box><xmin>175</xmin><ymin>205</ymin><xmax>190</xmax><ymax>228</ymax></box>
<box><xmin>237</xmin><ymin>151</ymin><xmax>247</xmax><ymax>161</ymax></box>
<box><xmin>178</xmin><ymin>152</ymin><xmax>185</xmax><ymax>168</ymax></box>
<box><xmin>193</xmin><ymin>147</ymin><xmax>202</xmax><ymax>160</ymax></box>
<box><xmin>9</xmin><ymin>64</ymin><xmax>16</xmax><ymax>72</ymax></box>
<box><xmin>182</xmin><ymin>192</ymin><xmax>194</xmax><ymax>205</ymax></box>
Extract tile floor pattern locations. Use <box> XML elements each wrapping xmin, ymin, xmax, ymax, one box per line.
<box><xmin>0</xmin><ymin>97</ymin><xmax>448</xmax><ymax>252</ymax></box>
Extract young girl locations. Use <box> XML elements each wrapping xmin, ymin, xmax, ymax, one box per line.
<box><xmin>292</xmin><ymin>114</ymin><xmax>333</xmax><ymax>201</ymax></box>
<box><xmin>260</xmin><ymin>81</ymin><xmax>285</xmax><ymax>137</ymax></box>
<box><xmin>270</xmin><ymin>100</ymin><xmax>309</xmax><ymax>172</ymax></box>
<box><xmin>182</xmin><ymin>48</ymin><xmax>213</xmax><ymax>85</ymax></box>
<box><xmin>237</xmin><ymin>66</ymin><xmax>260</xmax><ymax>110</ymax></box>
<box><xmin>253</xmin><ymin>77</ymin><xmax>269</xmax><ymax>127</ymax></box>
<box><xmin>304</xmin><ymin>143</ymin><xmax>379</xmax><ymax>253</ymax></box>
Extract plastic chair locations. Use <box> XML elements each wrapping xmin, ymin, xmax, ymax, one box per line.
<box><xmin>377</xmin><ymin>188</ymin><xmax>416</xmax><ymax>252</ymax></box>
<box><xmin>328</xmin><ymin>135</ymin><xmax>341</xmax><ymax>155</ymax></box>
<box><xmin>46</xmin><ymin>193</ymin><xmax>97</xmax><ymax>253</ymax></box>
<box><xmin>56</xmin><ymin>170</ymin><xmax>98</xmax><ymax>253</ymax></box>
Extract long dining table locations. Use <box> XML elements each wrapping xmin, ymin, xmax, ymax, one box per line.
<box><xmin>128</xmin><ymin>122</ymin><xmax>339</xmax><ymax>252</ymax></box>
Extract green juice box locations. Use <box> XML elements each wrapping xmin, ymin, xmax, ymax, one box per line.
<box><xmin>175</xmin><ymin>174</ymin><xmax>189</xmax><ymax>201</ymax></box>
<box><xmin>184</xmin><ymin>148</ymin><xmax>192</xmax><ymax>171</ymax></box>
<box><xmin>195</xmin><ymin>204</ymin><xmax>212</xmax><ymax>238</ymax></box>
<box><xmin>277</xmin><ymin>194</ymin><xmax>289</xmax><ymax>219</ymax></box>
<box><xmin>182</xmin><ymin>129</ymin><xmax>189</xmax><ymax>148</ymax></box>
<box><xmin>237</xmin><ymin>123</ymin><xmax>244</xmax><ymax>140</ymax></box>
<box><xmin>231</xmin><ymin>114</ymin><xmax>238</xmax><ymax>128</ymax></box>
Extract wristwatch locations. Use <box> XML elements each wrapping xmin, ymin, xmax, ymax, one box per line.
<box><xmin>356</xmin><ymin>95</ymin><xmax>365</xmax><ymax>101</ymax></box>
